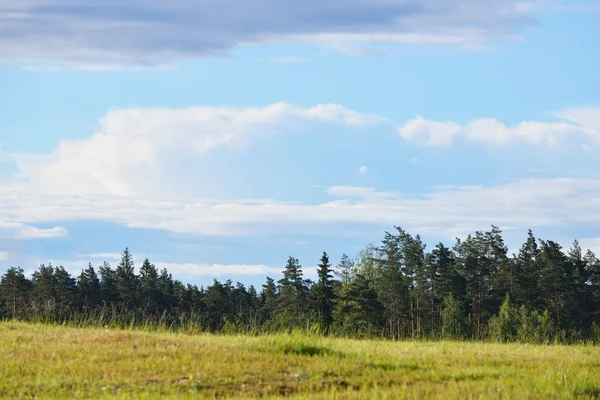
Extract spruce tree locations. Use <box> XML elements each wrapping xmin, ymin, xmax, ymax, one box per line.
<box><xmin>260</xmin><ymin>277</ymin><xmax>278</xmax><ymax>322</ymax></box>
<box><xmin>311</xmin><ymin>251</ymin><xmax>335</xmax><ymax>332</ymax></box>
<box><xmin>277</xmin><ymin>256</ymin><xmax>307</xmax><ymax>323</ymax></box>
<box><xmin>78</xmin><ymin>263</ymin><xmax>101</xmax><ymax>308</ymax></box>
<box><xmin>139</xmin><ymin>258</ymin><xmax>159</xmax><ymax>311</ymax></box>
<box><xmin>98</xmin><ymin>261</ymin><xmax>119</xmax><ymax>305</ymax></box>
<box><xmin>115</xmin><ymin>248</ymin><xmax>138</xmax><ymax>309</ymax></box>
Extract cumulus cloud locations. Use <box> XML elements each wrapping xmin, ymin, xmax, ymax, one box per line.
<box><xmin>0</xmin><ymin>0</ymin><xmax>545</xmax><ymax>62</ymax></box>
<box><xmin>12</xmin><ymin>102</ymin><xmax>384</xmax><ymax>197</ymax></box>
<box><xmin>0</xmin><ymin>251</ymin><xmax>7</xmax><ymax>261</ymax></box>
<box><xmin>2</xmin><ymin>102</ymin><xmax>600</xmax><ymax>243</ymax></box>
<box><xmin>358</xmin><ymin>165</ymin><xmax>368</xmax><ymax>174</ymax></box>
<box><xmin>398</xmin><ymin>107</ymin><xmax>600</xmax><ymax>146</ymax></box>
<box><xmin>398</xmin><ymin>116</ymin><xmax>462</xmax><ymax>146</ymax></box>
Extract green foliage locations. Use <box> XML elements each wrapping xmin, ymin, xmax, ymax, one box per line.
<box><xmin>441</xmin><ymin>294</ymin><xmax>468</xmax><ymax>340</ymax></box>
<box><xmin>488</xmin><ymin>294</ymin><xmax>518</xmax><ymax>342</ymax></box>
<box><xmin>2</xmin><ymin>224</ymin><xmax>600</xmax><ymax>343</ymax></box>
<box><xmin>311</xmin><ymin>252</ymin><xmax>335</xmax><ymax>332</ymax></box>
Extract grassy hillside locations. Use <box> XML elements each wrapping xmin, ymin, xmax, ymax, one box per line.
<box><xmin>1</xmin><ymin>322</ymin><xmax>599</xmax><ymax>399</ymax></box>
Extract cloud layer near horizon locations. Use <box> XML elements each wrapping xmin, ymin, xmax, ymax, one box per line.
<box><xmin>0</xmin><ymin>0</ymin><xmax>544</xmax><ymax>62</ymax></box>
<box><xmin>1</xmin><ymin>102</ymin><xmax>600</xmax><ymax>244</ymax></box>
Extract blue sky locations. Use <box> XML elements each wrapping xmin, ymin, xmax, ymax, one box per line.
<box><xmin>1</xmin><ymin>0</ymin><xmax>599</xmax><ymax>286</ymax></box>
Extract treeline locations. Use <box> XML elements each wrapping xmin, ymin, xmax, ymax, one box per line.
<box><xmin>1</xmin><ymin>226</ymin><xmax>600</xmax><ymax>343</ymax></box>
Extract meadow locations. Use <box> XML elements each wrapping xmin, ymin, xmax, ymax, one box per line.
<box><xmin>1</xmin><ymin>322</ymin><xmax>599</xmax><ymax>399</ymax></box>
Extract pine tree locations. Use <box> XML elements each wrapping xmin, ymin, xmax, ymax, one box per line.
<box><xmin>260</xmin><ymin>277</ymin><xmax>278</xmax><ymax>322</ymax></box>
<box><xmin>515</xmin><ymin>230</ymin><xmax>541</xmax><ymax>309</ymax></box>
<box><xmin>277</xmin><ymin>256</ymin><xmax>308</xmax><ymax>323</ymax></box>
<box><xmin>31</xmin><ymin>264</ymin><xmax>57</xmax><ymax>311</ymax></box>
<box><xmin>139</xmin><ymin>258</ymin><xmax>159</xmax><ymax>311</ymax></box>
<box><xmin>334</xmin><ymin>273</ymin><xmax>384</xmax><ymax>335</ymax></box>
<box><xmin>115</xmin><ymin>248</ymin><xmax>138</xmax><ymax>309</ymax></box>
<box><xmin>98</xmin><ymin>261</ymin><xmax>119</xmax><ymax>305</ymax></box>
<box><xmin>374</xmin><ymin>231</ymin><xmax>408</xmax><ymax>338</ymax></box>
<box><xmin>0</xmin><ymin>267</ymin><xmax>30</xmax><ymax>318</ymax></box>
<box><xmin>77</xmin><ymin>263</ymin><xmax>101</xmax><ymax>308</ymax></box>
<box><xmin>537</xmin><ymin>240</ymin><xmax>574</xmax><ymax>329</ymax></box>
<box><xmin>53</xmin><ymin>266</ymin><xmax>77</xmax><ymax>311</ymax></box>
<box><xmin>157</xmin><ymin>268</ymin><xmax>174</xmax><ymax>309</ymax></box>
<box><xmin>311</xmin><ymin>251</ymin><xmax>335</xmax><ymax>332</ymax></box>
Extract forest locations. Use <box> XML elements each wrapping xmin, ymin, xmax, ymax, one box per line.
<box><xmin>2</xmin><ymin>225</ymin><xmax>600</xmax><ymax>343</ymax></box>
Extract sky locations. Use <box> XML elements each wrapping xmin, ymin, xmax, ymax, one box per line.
<box><xmin>1</xmin><ymin>0</ymin><xmax>599</xmax><ymax>287</ymax></box>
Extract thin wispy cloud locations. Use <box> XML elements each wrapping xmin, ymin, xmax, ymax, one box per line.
<box><xmin>0</xmin><ymin>0</ymin><xmax>550</xmax><ymax>62</ymax></box>
<box><xmin>21</xmin><ymin>64</ymin><xmax>176</xmax><ymax>72</ymax></box>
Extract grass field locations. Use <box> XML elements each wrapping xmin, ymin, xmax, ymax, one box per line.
<box><xmin>1</xmin><ymin>322</ymin><xmax>600</xmax><ymax>399</ymax></box>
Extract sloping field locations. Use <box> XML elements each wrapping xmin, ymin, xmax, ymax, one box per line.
<box><xmin>1</xmin><ymin>322</ymin><xmax>599</xmax><ymax>399</ymax></box>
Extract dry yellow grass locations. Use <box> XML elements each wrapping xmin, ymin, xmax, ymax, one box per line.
<box><xmin>1</xmin><ymin>321</ymin><xmax>599</xmax><ymax>399</ymax></box>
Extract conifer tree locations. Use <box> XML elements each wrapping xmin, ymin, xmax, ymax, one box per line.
<box><xmin>115</xmin><ymin>248</ymin><xmax>138</xmax><ymax>308</ymax></box>
<box><xmin>78</xmin><ymin>263</ymin><xmax>101</xmax><ymax>308</ymax></box>
<box><xmin>311</xmin><ymin>251</ymin><xmax>335</xmax><ymax>332</ymax></box>
<box><xmin>139</xmin><ymin>258</ymin><xmax>159</xmax><ymax>311</ymax></box>
<box><xmin>98</xmin><ymin>261</ymin><xmax>119</xmax><ymax>305</ymax></box>
<box><xmin>277</xmin><ymin>256</ymin><xmax>307</xmax><ymax>322</ymax></box>
<box><xmin>260</xmin><ymin>277</ymin><xmax>278</xmax><ymax>322</ymax></box>
<box><xmin>0</xmin><ymin>267</ymin><xmax>30</xmax><ymax>318</ymax></box>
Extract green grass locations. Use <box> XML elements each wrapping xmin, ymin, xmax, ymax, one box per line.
<box><xmin>1</xmin><ymin>322</ymin><xmax>600</xmax><ymax>399</ymax></box>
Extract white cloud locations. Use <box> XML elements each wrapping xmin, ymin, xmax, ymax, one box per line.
<box><xmin>399</xmin><ymin>107</ymin><xmax>600</xmax><ymax>146</ymax></box>
<box><xmin>2</xmin><ymin>103</ymin><xmax>600</xmax><ymax>243</ymax></box>
<box><xmin>578</xmin><ymin>238</ymin><xmax>600</xmax><ymax>255</ymax></box>
<box><xmin>18</xmin><ymin>251</ymin><xmax>283</xmax><ymax>279</ymax></box>
<box><xmin>154</xmin><ymin>262</ymin><xmax>281</xmax><ymax>277</ymax></box>
<box><xmin>12</xmin><ymin>102</ymin><xmax>384</xmax><ymax>198</ymax></box>
<box><xmin>2</xmin><ymin>177</ymin><xmax>600</xmax><ymax>240</ymax></box>
<box><xmin>0</xmin><ymin>0</ymin><xmax>544</xmax><ymax>62</ymax></box>
<box><xmin>0</xmin><ymin>251</ymin><xmax>8</xmax><ymax>261</ymax></box>
<box><xmin>554</xmin><ymin>106</ymin><xmax>600</xmax><ymax>131</ymax></box>
<box><xmin>398</xmin><ymin>116</ymin><xmax>462</xmax><ymax>146</ymax></box>
<box><xmin>358</xmin><ymin>165</ymin><xmax>368</xmax><ymax>174</ymax></box>
<box><xmin>15</xmin><ymin>225</ymin><xmax>68</xmax><ymax>239</ymax></box>
<box><xmin>0</xmin><ymin>220</ymin><xmax>68</xmax><ymax>240</ymax></box>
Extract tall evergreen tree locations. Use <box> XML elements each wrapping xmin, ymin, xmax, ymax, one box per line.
<box><xmin>311</xmin><ymin>251</ymin><xmax>335</xmax><ymax>332</ymax></box>
<box><xmin>78</xmin><ymin>263</ymin><xmax>101</xmax><ymax>308</ymax></box>
<box><xmin>115</xmin><ymin>248</ymin><xmax>138</xmax><ymax>308</ymax></box>
<box><xmin>157</xmin><ymin>268</ymin><xmax>174</xmax><ymax>309</ymax></box>
<box><xmin>139</xmin><ymin>258</ymin><xmax>159</xmax><ymax>311</ymax></box>
<box><xmin>0</xmin><ymin>267</ymin><xmax>30</xmax><ymax>318</ymax></box>
<box><xmin>277</xmin><ymin>256</ymin><xmax>308</xmax><ymax>322</ymax></box>
<box><xmin>98</xmin><ymin>261</ymin><xmax>119</xmax><ymax>305</ymax></box>
<box><xmin>374</xmin><ymin>231</ymin><xmax>408</xmax><ymax>338</ymax></box>
<box><xmin>260</xmin><ymin>276</ymin><xmax>278</xmax><ymax>323</ymax></box>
